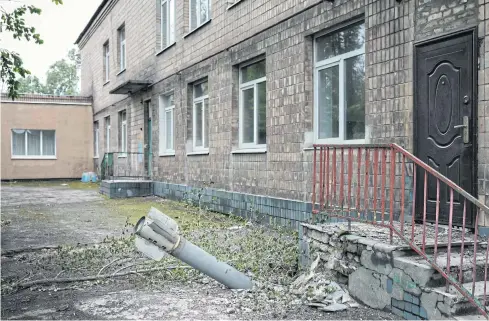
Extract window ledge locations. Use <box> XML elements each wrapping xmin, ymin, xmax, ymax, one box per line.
<box><xmin>231</xmin><ymin>148</ymin><xmax>267</xmax><ymax>154</ymax></box>
<box><xmin>103</xmin><ymin>80</ymin><xmax>110</xmax><ymax>86</ymax></box>
<box><xmin>183</xmin><ymin>19</ymin><xmax>212</xmax><ymax>38</ymax></box>
<box><xmin>227</xmin><ymin>0</ymin><xmax>244</xmax><ymax>10</ymax></box>
<box><xmin>11</xmin><ymin>156</ymin><xmax>57</xmax><ymax>160</ymax></box>
<box><xmin>94</xmin><ymin>156</ymin><xmax>100</xmax><ymax>159</ymax></box>
<box><xmin>159</xmin><ymin>152</ymin><xmax>176</xmax><ymax>157</ymax></box>
<box><xmin>116</xmin><ymin>69</ymin><xmax>126</xmax><ymax>76</ymax></box>
<box><xmin>303</xmin><ymin>147</ymin><xmax>314</xmax><ymax>151</ymax></box>
<box><xmin>187</xmin><ymin>150</ymin><xmax>209</xmax><ymax>156</ymax></box>
<box><xmin>156</xmin><ymin>42</ymin><xmax>176</xmax><ymax>56</ymax></box>
<box><xmin>118</xmin><ymin>154</ymin><xmax>127</xmax><ymax>158</ymax></box>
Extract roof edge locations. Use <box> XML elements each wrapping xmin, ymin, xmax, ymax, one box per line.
<box><xmin>1</xmin><ymin>93</ymin><xmax>92</xmax><ymax>105</ymax></box>
<box><xmin>74</xmin><ymin>0</ymin><xmax>109</xmax><ymax>45</ymax></box>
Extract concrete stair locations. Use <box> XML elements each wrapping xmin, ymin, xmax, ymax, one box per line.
<box><xmin>392</xmin><ymin>244</ymin><xmax>488</xmax><ymax>319</ymax></box>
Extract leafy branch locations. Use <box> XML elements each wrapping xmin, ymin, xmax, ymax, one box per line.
<box><xmin>0</xmin><ymin>0</ymin><xmax>63</xmax><ymax>99</ymax></box>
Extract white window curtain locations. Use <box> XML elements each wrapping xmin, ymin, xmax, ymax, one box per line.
<box><xmin>11</xmin><ymin>129</ymin><xmax>55</xmax><ymax>157</ymax></box>
<box><xmin>12</xmin><ymin>129</ymin><xmax>26</xmax><ymax>156</ymax></box>
<box><xmin>42</xmin><ymin>130</ymin><xmax>56</xmax><ymax>156</ymax></box>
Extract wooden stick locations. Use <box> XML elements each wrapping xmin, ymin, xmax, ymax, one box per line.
<box><xmin>17</xmin><ymin>266</ymin><xmax>190</xmax><ymax>289</ymax></box>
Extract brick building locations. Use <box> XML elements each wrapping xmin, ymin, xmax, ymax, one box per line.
<box><xmin>76</xmin><ymin>0</ymin><xmax>489</xmax><ymax>227</ymax></box>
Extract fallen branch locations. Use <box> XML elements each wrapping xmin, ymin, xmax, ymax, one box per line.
<box><xmin>97</xmin><ymin>257</ymin><xmax>131</xmax><ymax>276</ymax></box>
<box><xmin>16</xmin><ymin>265</ymin><xmax>191</xmax><ymax>289</ymax></box>
<box><xmin>1</xmin><ymin>242</ymin><xmax>101</xmax><ymax>256</ymax></box>
<box><xmin>112</xmin><ymin>259</ymin><xmax>150</xmax><ymax>276</ymax></box>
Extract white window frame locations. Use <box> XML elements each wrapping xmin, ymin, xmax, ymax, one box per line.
<box><xmin>161</xmin><ymin>0</ymin><xmax>175</xmax><ymax>49</ymax></box>
<box><xmin>159</xmin><ymin>93</ymin><xmax>175</xmax><ymax>155</ymax></box>
<box><xmin>189</xmin><ymin>0</ymin><xmax>210</xmax><ymax>31</ymax></box>
<box><xmin>313</xmin><ymin>26</ymin><xmax>365</xmax><ymax>144</ymax></box>
<box><xmin>239</xmin><ymin>59</ymin><xmax>266</xmax><ymax>150</ymax></box>
<box><xmin>120</xmin><ymin>110</ymin><xmax>127</xmax><ymax>155</ymax></box>
<box><xmin>104</xmin><ymin>42</ymin><xmax>110</xmax><ymax>83</ymax></box>
<box><xmin>105</xmin><ymin>116</ymin><xmax>111</xmax><ymax>152</ymax></box>
<box><xmin>94</xmin><ymin>121</ymin><xmax>99</xmax><ymax>158</ymax></box>
<box><xmin>192</xmin><ymin>81</ymin><xmax>209</xmax><ymax>151</ymax></box>
<box><xmin>11</xmin><ymin>129</ymin><xmax>57</xmax><ymax>159</ymax></box>
<box><xmin>119</xmin><ymin>27</ymin><xmax>126</xmax><ymax>71</ymax></box>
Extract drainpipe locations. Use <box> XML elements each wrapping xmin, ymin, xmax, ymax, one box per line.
<box><xmin>134</xmin><ymin>207</ymin><xmax>253</xmax><ymax>289</ymax></box>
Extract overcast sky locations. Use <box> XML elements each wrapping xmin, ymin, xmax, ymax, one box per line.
<box><xmin>2</xmin><ymin>0</ymin><xmax>101</xmax><ymax>81</ymax></box>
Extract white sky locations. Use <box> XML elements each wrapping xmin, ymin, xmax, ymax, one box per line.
<box><xmin>2</xmin><ymin>0</ymin><xmax>101</xmax><ymax>81</ymax></box>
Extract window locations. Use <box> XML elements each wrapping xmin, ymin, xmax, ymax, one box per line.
<box><xmin>119</xmin><ymin>111</ymin><xmax>127</xmax><ymax>153</ymax></box>
<box><xmin>94</xmin><ymin>121</ymin><xmax>99</xmax><ymax>158</ymax></box>
<box><xmin>105</xmin><ymin>116</ymin><xmax>111</xmax><ymax>151</ymax></box>
<box><xmin>161</xmin><ymin>0</ymin><xmax>175</xmax><ymax>48</ymax></box>
<box><xmin>190</xmin><ymin>0</ymin><xmax>210</xmax><ymax>31</ymax></box>
<box><xmin>11</xmin><ymin>129</ymin><xmax>56</xmax><ymax>158</ymax></box>
<box><xmin>118</xmin><ymin>26</ymin><xmax>126</xmax><ymax>71</ymax></box>
<box><xmin>314</xmin><ymin>22</ymin><xmax>365</xmax><ymax>143</ymax></box>
<box><xmin>239</xmin><ymin>59</ymin><xmax>266</xmax><ymax>149</ymax></box>
<box><xmin>103</xmin><ymin>42</ymin><xmax>110</xmax><ymax>82</ymax></box>
<box><xmin>192</xmin><ymin>80</ymin><xmax>209</xmax><ymax>150</ymax></box>
<box><xmin>159</xmin><ymin>93</ymin><xmax>175</xmax><ymax>154</ymax></box>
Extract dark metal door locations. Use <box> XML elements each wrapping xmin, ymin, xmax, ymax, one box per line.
<box><xmin>415</xmin><ymin>32</ymin><xmax>475</xmax><ymax>227</ymax></box>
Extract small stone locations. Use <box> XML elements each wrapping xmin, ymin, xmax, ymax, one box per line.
<box><xmin>342</xmin><ymin>293</ymin><xmax>351</xmax><ymax>303</ymax></box>
<box><xmin>226</xmin><ymin>308</ymin><xmax>236</xmax><ymax>314</ymax></box>
<box><xmin>348</xmin><ymin>301</ymin><xmax>359</xmax><ymax>308</ymax></box>
<box><xmin>320</xmin><ymin>303</ymin><xmax>348</xmax><ymax>312</ymax></box>
<box><xmin>306</xmin><ymin>302</ymin><xmax>328</xmax><ymax>308</ymax></box>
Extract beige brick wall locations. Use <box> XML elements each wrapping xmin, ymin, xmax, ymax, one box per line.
<box><xmin>84</xmin><ymin>0</ymin><xmax>489</xmax><ymax>228</ymax></box>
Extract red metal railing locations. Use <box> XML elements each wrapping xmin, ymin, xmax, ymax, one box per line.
<box><xmin>311</xmin><ymin>143</ymin><xmax>489</xmax><ymax>318</ymax></box>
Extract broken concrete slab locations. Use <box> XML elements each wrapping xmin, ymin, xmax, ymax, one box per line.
<box><xmin>319</xmin><ymin>303</ymin><xmax>348</xmax><ymax>312</ymax></box>
<box><xmin>348</xmin><ymin>267</ymin><xmax>391</xmax><ymax>310</ymax></box>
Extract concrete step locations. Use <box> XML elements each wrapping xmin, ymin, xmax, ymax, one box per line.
<box><xmin>432</xmin><ymin>281</ymin><xmax>489</xmax><ymax>317</ymax></box>
<box><xmin>393</xmin><ymin>252</ymin><xmax>487</xmax><ymax>288</ymax></box>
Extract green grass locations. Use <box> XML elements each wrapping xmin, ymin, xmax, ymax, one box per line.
<box><xmin>2</xmin><ymin>180</ymin><xmax>100</xmax><ymax>190</ymax></box>
<box><xmin>104</xmin><ymin>197</ymin><xmax>246</xmax><ymax>233</ymax></box>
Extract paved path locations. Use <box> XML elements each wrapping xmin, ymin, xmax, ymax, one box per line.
<box><xmin>1</xmin><ymin>185</ymin><xmax>127</xmax><ymax>251</ymax></box>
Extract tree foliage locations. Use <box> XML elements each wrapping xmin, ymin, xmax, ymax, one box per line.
<box><xmin>0</xmin><ymin>0</ymin><xmax>63</xmax><ymax>99</ymax></box>
<box><xmin>17</xmin><ymin>48</ymin><xmax>80</xmax><ymax>95</ymax></box>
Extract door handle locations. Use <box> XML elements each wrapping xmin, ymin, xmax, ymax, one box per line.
<box><xmin>454</xmin><ymin>116</ymin><xmax>469</xmax><ymax>143</ymax></box>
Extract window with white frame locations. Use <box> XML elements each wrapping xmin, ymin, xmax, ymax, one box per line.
<box><xmin>192</xmin><ymin>80</ymin><xmax>209</xmax><ymax>150</ymax></box>
<box><xmin>11</xmin><ymin>129</ymin><xmax>56</xmax><ymax>158</ymax></box>
<box><xmin>314</xmin><ymin>22</ymin><xmax>365</xmax><ymax>143</ymax></box>
<box><xmin>105</xmin><ymin>116</ymin><xmax>111</xmax><ymax>151</ymax></box>
<box><xmin>159</xmin><ymin>93</ymin><xmax>175</xmax><ymax>154</ymax></box>
<box><xmin>119</xmin><ymin>110</ymin><xmax>127</xmax><ymax>153</ymax></box>
<box><xmin>161</xmin><ymin>0</ymin><xmax>175</xmax><ymax>49</ymax></box>
<box><xmin>239</xmin><ymin>59</ymin><xmax>266</xmax><ymax>149</ymax></box>
<box><xmin>94</xmin><ymin>121</ymin><xmax>99</xmax><ymax>157</ymax></box>
<box><xmin>189</xmin><ymin>0</ymin><xmax>210</xmax><ymax>31</ymax></box>
<box><xmin>103</xmin><ymin>41</ymin><xmax>110</xmax><ymax>82</ymax></box>
<box><xmin>118</xmin><ymin>26</ymin><xmax>126</xmax><ymax>71</ymax></box>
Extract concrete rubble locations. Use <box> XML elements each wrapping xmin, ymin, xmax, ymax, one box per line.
<box><xmin>224</xmin><ymin>253</ymin><xmax>360</xmax><ymax>316</ymax></box>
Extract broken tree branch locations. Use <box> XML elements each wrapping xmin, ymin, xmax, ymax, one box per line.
<box><xmin>16</xmin><ymin>265</ymin><xmax>191</xmax><ymax>289</ymax></box>
<box><xmin>97</xmin><ymin>257</ymin><xmax>131</xmax><ymax>276</ymax></box>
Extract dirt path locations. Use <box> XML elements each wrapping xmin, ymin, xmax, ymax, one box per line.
<box><xmin>1</xmin><ymin>183</ymin><xmax>395</xmax><ymax>320</ymax></box>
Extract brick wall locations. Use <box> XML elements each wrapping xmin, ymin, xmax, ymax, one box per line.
<box><xmin>415</xmin><ymin>0</ymin><xmax>478</xmax><ymax>42</ymax></box>
<box><xmin>85</xmin><ymin>0</ymin><xmax>489</xmax><ymax>228</ymax></box>
<box><xmin>89</xmin><ymin>0</ymin><xmax>416</xmax><ymax>203</ymax></box>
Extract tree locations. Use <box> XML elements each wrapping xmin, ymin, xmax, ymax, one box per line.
<box><xmin>17</xmin><ymin>74</ymin><xmax>46</xmax><ymax>94</ymax></box>
<box><xmin>0</xmin><ymin>0</ymin><xmax>63</xmax><ymax>99</ymax></box>
<box><xmin>15</xmin><ymin>48</ymin><xmax>80</xmax><ymax>95</ymax></box>
<box><xmin>44</xmin><ymin>48</ymin><xmax>80</xmax><ymax>95</ymax></box>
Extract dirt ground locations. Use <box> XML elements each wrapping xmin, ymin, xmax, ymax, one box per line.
<box><xmin>1</xmin><ymin>182</ymin><xmax>396</xmax><ymax>320</ymax></box>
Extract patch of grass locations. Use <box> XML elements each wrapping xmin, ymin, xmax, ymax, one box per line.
<box><xmin>2</xmin><ymin>180</ymin><xmax>100</xmax><ymax>190</ymax></box>
<box><xmin>104</xmin><ymin>197</ymin><xmax>245</xmax><ymax>232</ymax></box>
